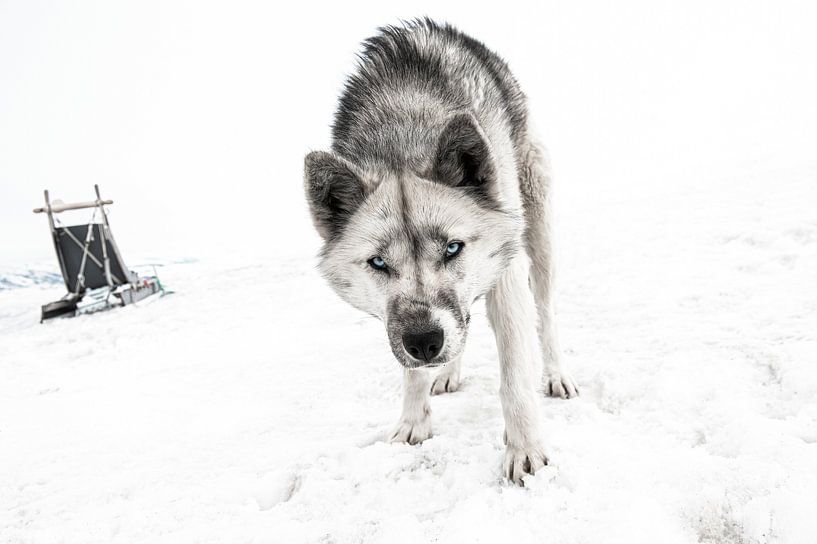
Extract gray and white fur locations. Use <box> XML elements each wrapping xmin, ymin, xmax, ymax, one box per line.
<box><xmin>304</xmin><ymin>19</ymin><xmax>578</xmax><ymax>485</ymax></box>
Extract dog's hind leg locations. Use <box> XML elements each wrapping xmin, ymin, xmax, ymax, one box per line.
<box><xmin>430</xmin><ymin>355</ymin><xmax>462</xmax><ymax>395</ymax></box>
<box><xmin>519</xmin><ymin>137</ymin><xmax>579</xmax><ymax>399</ymax></box>
<box><xmin>487</xmin><ymin>254</ymin><xmax>549</xmax><ymax>485</ymax></box>
<box><xmin>389</xmin><ymin>368</ymin><xmax>432</xmax><ymax>445</ymax></box>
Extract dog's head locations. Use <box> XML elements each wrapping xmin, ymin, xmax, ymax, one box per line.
<box><xmin>304</xmin><ymin>113</ymin><xmax>522</xmax><ymax>368</ymax></box>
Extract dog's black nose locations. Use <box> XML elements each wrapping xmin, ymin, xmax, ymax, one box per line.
<box><xmin>402</xmin><ymin>328</ymin><xmax>444</xmax><ymax>363</ymax></box>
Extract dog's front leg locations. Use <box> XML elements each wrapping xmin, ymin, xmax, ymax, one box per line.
<box><xmin>430</xmin><ymin>354</ymin><xmax>462</xmax><ymax>395</ymax></box>
<box><xmin>487</xmin><ymin>254</ymin><xmax>548</xmax><ymax>484</ymax></box>
<box><xmin>389</xmin><ymin>368</ymin><xmax>432</xmax><ymax>445</ymax></box>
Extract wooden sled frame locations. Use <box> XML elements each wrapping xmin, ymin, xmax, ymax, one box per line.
<box><xmin>33</xmin><ymin>185</ymin><xmax>164</xmax><ymax>321</ymax></box>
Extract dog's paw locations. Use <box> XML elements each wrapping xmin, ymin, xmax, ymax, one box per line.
<box><xmin>543</xmin><ymin>370</ymin><xmax>579</xmax><ymax>399</ymax></box>
<box><xmin>503</xmin><ymin>441</ymin><xmax>548</xmax><ymax>485</ymax></box>
<box><xmin>430</xmin><ymin>367</ymin><xmax>461</xmax><ymax>395</ymax></box>
<box><xmin>389</xmin><ymin>413</ymin><xmax>432</xmax><ymax>445</ymax></box>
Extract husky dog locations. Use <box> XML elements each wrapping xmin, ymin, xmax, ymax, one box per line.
<box><xmin>304</xmin><ymin>19</ymin><xmax>578</xmax><ymax>484</ymax></box>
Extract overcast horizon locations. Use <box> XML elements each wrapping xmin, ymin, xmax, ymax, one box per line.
<box><xmin>2</xmin><ymin>0</ymin><xmax>816</xmax><ymax>268</ymax></box>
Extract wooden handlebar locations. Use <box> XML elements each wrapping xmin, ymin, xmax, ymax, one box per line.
<box><xmin>33</xmin><ymin>199</ymin><xmax>114</xmax><ymax>214</ymax></box>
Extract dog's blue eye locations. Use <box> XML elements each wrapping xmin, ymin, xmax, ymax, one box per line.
<box><xmin>445</xmin><ymin>241</ymin><xmax>463</xmax><ymax>258</ymax></box>
<box><xmin>368</xmin><ymin>256</ymin><xmax>387</xmax><ymax>270</ymax></box>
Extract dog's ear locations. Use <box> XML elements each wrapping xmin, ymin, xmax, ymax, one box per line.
<box><xmin>304</xmin><ymin>151</ymin><xmax>366</xmax><ymax>240</ymax></box>
<box><xmin>432</xmin><ymin>112</ymin><xmax>497</xmax><ymax>205</ymax></box>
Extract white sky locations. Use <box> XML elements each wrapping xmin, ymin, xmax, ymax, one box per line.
<box><xmin>1</xmin><ymin>0</ymin><xmax>815</xmax><ymax>266</ymax></box>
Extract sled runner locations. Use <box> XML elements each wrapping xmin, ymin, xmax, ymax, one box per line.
<box><xmin>33</xmin><ymin>185</ymin><xmax>164</xmax><ymax>322</ymax></box>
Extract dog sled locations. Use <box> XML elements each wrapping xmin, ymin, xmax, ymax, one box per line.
<box><xmin>33</xmin><ymin>185</ymin><xmax>164</xmax><ymax>322</ymax></box>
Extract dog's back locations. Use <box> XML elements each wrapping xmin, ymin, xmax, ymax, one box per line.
<box><xmin>331</xmin><ymin>19</ymin><xmax>529</xmax><ymax>173</ymax></box>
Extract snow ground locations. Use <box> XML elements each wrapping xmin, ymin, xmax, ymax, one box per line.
<box><xmin>2</xmin><ymin>159</ymin><xmax>816</xmax><ymax>543</ymax></box>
